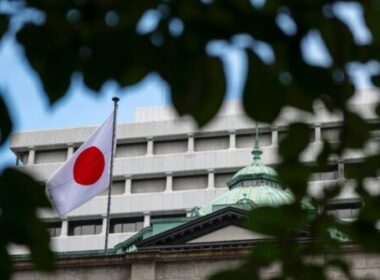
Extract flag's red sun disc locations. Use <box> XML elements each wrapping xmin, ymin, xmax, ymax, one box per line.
<box><xmin>73</xmin><ymin>146</ymin><xmax>105</xmax><ymax>186</ymax></box>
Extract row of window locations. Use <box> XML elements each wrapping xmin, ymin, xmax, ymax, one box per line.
<box><xmin>20</xmin><ymin>126</ymin><xmax>337</xmax><ymax>165</ymax></box>
<box><xmin>97</xmin><ymin>173</ymin><xmax>235</xmax><ymax>196</ymax></box>
<box><xmin>326</xmin><ymin>201</ymin><xmax>361</xmax><ymax>220</ymax></box>
<box><xmin>19</xmin><ymin>123</ymin><xmax>380</xmax><ymax>165</ymax></box>
<box><xmin>89</xmin><ymin>163</ymin><xmax>368</xmax><ymax>196</ymax></box>
<box><xmin>45</xmin><ymin>213</ymin><xmax>186</xmax><ymax>237</ymax></box>
<box><xmin>20</xmin><ymin>132</ymin><xmax>270</xmax><ymax>164</ymax></box>
<box><xmin>29</xmin><ymin>162</ymin><xmax>364</xmax><ymax>200</ymax></box>
<box><xmin>45</xmin><ymin>201</ymin><xmax>362</xmax><ymax>237</ymax></box>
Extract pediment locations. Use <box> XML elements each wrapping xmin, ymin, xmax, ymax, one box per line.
<box><xmin>186</xmin><ymin>225</ymin><xmax>267</xmax><ymax>243</ymax></box>
<box><xmin>135</xmin><ymin>206</ymin><xmax>311</xmax><ymax>251</ymax></box>
<box><xmin>135</xmin><ymin>207</ymin><xmax>255</xmax><ymax>250</ymax></box>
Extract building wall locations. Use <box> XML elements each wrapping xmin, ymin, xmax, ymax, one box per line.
<box><xmin>9</xmin><ymin>90</ymin><xmax>380</xmax><ymax>253</ymax></box>
<box><xmin>13</xmin><ymin>266</ymin><xmax>130</xmax><ymax>280</ymax></box>
<box><xmin>11</xmin><ymin>249</ymin><xmax>380</xmax><ymax>280</ymax></box>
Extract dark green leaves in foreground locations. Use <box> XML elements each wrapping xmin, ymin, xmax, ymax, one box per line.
<box><xmin>0</xmin><ymin>14</ymin><xmax>8</xmax><ymax>42</ymax></box>
<box><xmin>246</xmin><ymin>205</ymin><xmax>309</xmax><ymax>237</ymax></box>
<box><xmin>0</xmin><ymin>168</ymin><xmax>53</xmax><ymax>279</ymax></box>
<box><xmin>243</xmin><ymin>51</ymin><xmax>286</xmax><ymax>123</ymax></box>
<box><xmin>0</xmin><ymin>93</ymin><xmax>13</xmax><ymax>146</ymax></box>
<box><xmin>164</xmin><ymin>55</ymin><xmax>226</xmax><ymax>126</ymax></box>
<box><xmin>2</xmin><ymin>0</ymin><xmax>380</xmax><ymax>279</ymax></box>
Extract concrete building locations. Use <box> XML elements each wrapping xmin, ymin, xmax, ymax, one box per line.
<box><xmin>9</xmin><ymin>90</ymin><xmax>380</xmax><ymax>279</ymax></box>
<box><xmin>9</xmin><ymin>90</ymin><xmax>380</xmax><ymax>255</ymax></box>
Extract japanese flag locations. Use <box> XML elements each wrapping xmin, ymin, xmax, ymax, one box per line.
<box><xmin>47</xmin><ymin>113</ymin><xmax>114</xmax><ymax>216</ymax></box>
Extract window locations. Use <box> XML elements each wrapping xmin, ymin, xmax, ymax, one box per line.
<box><xmin>18</xmin><ymin>151</ymin><xmax>29</xmax><ymax>165</ymax></box>
<box><xmin>151</xmin><ymin>213</ymin><xmax>186</xmax><ymax>220</ymax></box>
<box><xmin>236</xmin><ymin>132</ymin><xmax>271</xmax><ymax>148</ymax></box>
<box><xmin>215</xmin><ymin>172</ymin><xmax>235</xmax><ymax>188</ymax></box>
<box><xmin>131</xmin><ymin>178</ymin><xmax>166</xmax><ymax>194</ymax></box>
<box><xmin>194</xmin><ymin>136</ymin><xmax>229</xmax><ymax>152</ymax></box>
<box><xmin>35</xmin><ymin>148</ymin><xmax>67</xmax><ymax>164</ymax></box>
<box><xmin>173</xmin><ymin>174</ymin><xmax>208</xmax><ymax>191</ymax></box>
<box><xmin>110</xmin><ymin>217</ymin><xmax>144</xmax><ymax>233</ymax></box>
<box><xmin>115</xmin><ymin>142</ymin><xmax>146</xmax><ymax>158</ymax></box>
<box><xmin>321</xmin><ymin>126</ymin><xmax>341</xmax><ymax>143</ymax></box>
<box><xmin>369</xmin><ymin>122</ymin><xmax>380</xmax><ymax>137</ymax></box>
<box><xmin>310</xmin><ymin>165</ymin><xmax>339</xmax><ymax>181</ymax></box>
<box><xmin>45</xmin><ymin>222</ymin><xmax>62</xmax><ymax>237</ymax></box>
<box><xmin>279</xmin><ymin>128</ymin><xmax>316</xmax><ymax>143</ymax></box>
<box><xmin>98</xmin><ymin>180</ymin><xmax>125</xmax><ymax>196</ymax></box>
<box><xmin>68</xmin><ymin>220</ymin><xmax>102</xmax><ymax>236</ymax></box>
<box><xmin>327</xmin><ymin>201</ymin><xmax>361</xmax><ymax>220</ymax></box>
<box><xmin>154</xmin><ymin>139</ymin><xmax>187</xmax><ymax>155</ymax></box>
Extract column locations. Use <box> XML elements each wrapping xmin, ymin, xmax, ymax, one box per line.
<box><xmin>338</xmin><ymin>161</ymin><xmax>345</xmax><ymax>180</ymax></box>
<box><xmin>315</xmin><ymin>124</ymin><xmax>322</xmax><ymax>142</ymax></box>
<box><xmin>207</xmin><ymin>169</ymin><xmax>215</xmax><ymax>189</ymax></box>
<box><xmin>187</xmin><ymin>133</ymin><xmax>194</xmax><ymax>152</ymax></box>
<box><xmin>27</xmin><ymin>146</ymin><xmax>35</xmax><ymax>165</ymax></box>
<box><xmin>337</xmin><ymin>162</ymin><xmax>345</xmax><ymax>196</ymax></box>
<box><xmin>229</xmin><ymin>130</ymin><xmax>236</xmax><ymax>149</ymax></box>
<box><xmin>61</xmin><ymin>218</ymin><xmax>68</xmax><ymax>237</ymax></box>
<box><xmin>67</xmin><ymin>143</ymin><xmax>74</xmax><ymax>158</ymax></box>
<box><xmin>144</xmin><ymin>212</ymin><xmax>151</xmax><ymax>228</ymax></box>
<box><xmin>124</xmin><ymin>175</ymin><xmax>132</xmax><ymax>194</ymax></box>
<box><xmin>165</xmin><ymin>172</ymin><xmax>173</xmax><ymax>192</ymax></box>
<box><xmin>146</xmin><ymin>137</ymin><xmax>154</xmax><ymax>156</ymax></box>
<box><xmin>271</xmin><ymin>128</ymin><xmax>278</xmax><ymax>146</ymax></box>
<box><xmin>101</xmin><ymin>215</ymin><xmax>108</xmax><ymax>235</ymax></box>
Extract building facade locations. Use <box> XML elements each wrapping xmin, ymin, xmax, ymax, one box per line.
<box><xmin>9</xmin><ymin>89</ymin><xmax>380</xmax><ymax>255</ymax></box>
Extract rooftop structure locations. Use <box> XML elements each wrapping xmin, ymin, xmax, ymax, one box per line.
<box><xmin>196</xmin><ymin>126</ymin><xmax>294</xmax><ymax>217</ymax></box>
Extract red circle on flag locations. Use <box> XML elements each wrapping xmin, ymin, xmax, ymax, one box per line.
<box><xmin>73</xmin><ymin>146</ymin><xmax>105</xmax><ymax>186</ymax></box>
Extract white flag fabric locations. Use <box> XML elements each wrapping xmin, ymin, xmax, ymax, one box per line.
<box><xmin>47</xmin><ymin>113</ymin><xmax>114</xmax><ymax>216</ymax></box>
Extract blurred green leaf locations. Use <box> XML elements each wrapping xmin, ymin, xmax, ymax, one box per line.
<box><xmin>17</xmin><ymin>22</ymin><xmax>74</xmax><ymax>104</ymax></box>
<box><xmin>247</xmin><ymin>205</ymin><xmax>309</xmax><ymax>236</ymax></box>
<box><xmin>279</xmin><ymin>123</ymin><xmax>311</xmax><ymax>161</ymax></box>
<box><xmin>363</xmin><ymin>1</ymin><xmax>380</xmax><ymax>42</ymax></box>
<box><xmin>163</xmin><ymin>55</ymin><xmax>226</xmax><ymax>126</ymax></box>
<box><xmin>0</xmin><ymin>93</ymin><xmax>13</xmax><ymax>147</ymax></box>
<box><xmin>243</xmin><ymin>50</ymin><xmax>286</xmax><ymax>123</ymax></box>
<box><xmin>0</xmin><ymin>246</ymin><xmax>11</xmax><ymax>280</ymax></box>
<box><xmin>0</xmin><ymin>14</ymin><xmax>8</xmax><ymax>42</ymax></box>
<box><xmin>6</xmin><ymin>1</ymin><xmax>380</xmax><ymax>280</ymax></box>
<box><xmin>341</xmin><ymin>111</ymin><xmax>370</xmax><ymax>149</ymax></box>
<box><xmin>278</xmin><ymin>162</ymin><xmax>311</xmax><ymax>198</ymax></box>
<box><xmin>0</xmin><ymin>168</ymin><xmax>54</xmax><ymax>274</ymax></box>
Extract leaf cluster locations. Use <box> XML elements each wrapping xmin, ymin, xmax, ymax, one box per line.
<box><xmin>1</xmin><ymin>0</ymin><xmax>380</xmax><ymax>279</ymax></box>
<box><xmin>0</xmin><ymin>168</ymin><xmax>53</xmax><ymax>279</ymax></box>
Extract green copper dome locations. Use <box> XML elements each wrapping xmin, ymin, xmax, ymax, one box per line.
<box><xmin>197</xmin><ymin>183</ymin><xmax>294</xmax><ymax>216</ymax></box>
<box><xmin>227</xmin><ymin>149</ymin><xmax>280</xmax><ymax>189</ymax></box>
<box><xmin>195</xmin><ymin>141</ymin><xmax>296</xmax><ymax>216</ymax></box>
<box><xmin>194</xmin><ymin>127</ymin><xmax>315</xmax><ymax>217</ymax></box>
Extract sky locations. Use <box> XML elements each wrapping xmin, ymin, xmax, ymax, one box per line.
<box><xmin>0</xmin><ymin>1</ymin><xmax>378</xmax><ymax>169</ymax></box>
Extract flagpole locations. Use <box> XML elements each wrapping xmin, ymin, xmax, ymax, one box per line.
<box><xmin>104</xmin><ymin>97</ymin><xmax>119</xmax><ymax>255</ymax></box>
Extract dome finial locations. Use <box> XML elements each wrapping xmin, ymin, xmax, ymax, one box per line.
<box><xmin>255</xmin><ymin>121</ymin><xmax>259</xmax><ymax>149</ymax></box>
<box><xmin>252</xmin><ymin>122</ymin><xmax>262</xmax><ymax>162</ymax></box>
